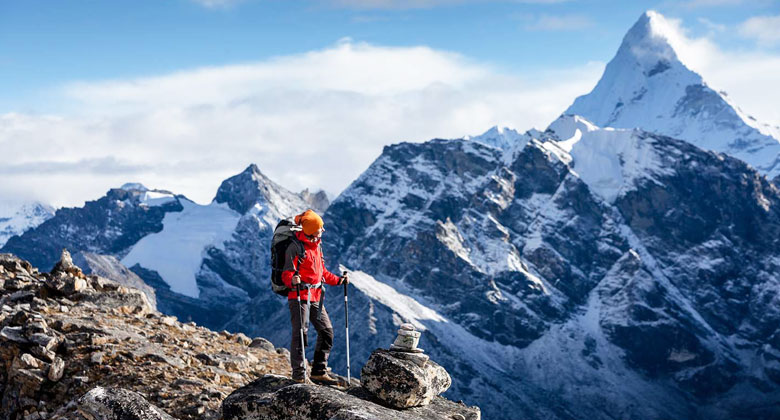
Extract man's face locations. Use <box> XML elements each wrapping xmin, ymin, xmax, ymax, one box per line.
<box><xmin>309</xmin><ymin>227</ymin><xmax>323</xmax><ymax>241</ymax></box>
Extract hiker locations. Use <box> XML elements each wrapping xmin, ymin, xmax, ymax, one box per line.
<box><xmin>281</xmin><ymin>209</ymin><xmax>348</xmax><ymax>385</ymax></box>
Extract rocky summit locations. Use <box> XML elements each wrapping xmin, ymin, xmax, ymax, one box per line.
<box><xmin>0</xmin><ymin>252</ymin><xmax>291</xmax><ymax>420</ymax></box>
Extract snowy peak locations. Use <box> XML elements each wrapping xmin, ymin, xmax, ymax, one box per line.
<box><xmin>214</xmin><ymin>164</ymin><xmax>301</xmax><ymax>216</ymax></box>
<box><xmin>120</xmin><ymin>182</ymin><xmax>149</xmax><ymax>192</ymax></box>
<box><xmin>567</xmin><ymin>10</ymin><xmax>702</xmax><ymax>129</ymax></box>
<box><xmin>0</xmin><ymin>201</ymin><xmax>56</xmax><ymax>247</ymax></box>
<box><xmin>621</xmin><ymin>10</ymin><xmax>689</xmax><ymax>74</ymax></box>
<box><xmin>566</xmin><ymin>10</ymin><xmax>780</xmax><ymax>178</ymax></box>
<box><xmin>465</xmin><ymin>125</ymin><xmax>528</xmax><ymax>151</ymax></box>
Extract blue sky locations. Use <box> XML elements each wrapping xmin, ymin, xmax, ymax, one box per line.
<box><xmin>2</xmin><ymin>0</ymin><xmax>777</xmax><ymax>112</ymax></box>
<box><xmin>1</xmin><ymin>0</ymin><xmax>779</xmax><ymax>208</ymax></box>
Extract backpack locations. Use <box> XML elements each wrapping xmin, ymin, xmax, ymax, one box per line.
<box><xmin>270</xmin><ymin>218</ymin><xmax>305</xmax><ymax>296</ymax></box>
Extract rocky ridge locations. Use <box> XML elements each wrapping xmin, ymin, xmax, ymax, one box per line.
<box><xmin>0</xmin><ymin>251</ymin><xmax>290</xmax><ymax>420</ymax></box>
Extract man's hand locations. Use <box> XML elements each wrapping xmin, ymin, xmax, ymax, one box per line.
<box><xmin>340</xmin><ymin>272</ymin><xmax>350</xmax><ymax>285</ymax></box>
<box><xmin>292</xmin><ymin>274</ymin><xmax>301</xmax><ymax>286</ymax></box>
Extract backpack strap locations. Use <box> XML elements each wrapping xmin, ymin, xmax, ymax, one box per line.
<box><xmin>291</xmin><ymin>237</ymin><xmax>306</xmax><ymax>297</ymax></box>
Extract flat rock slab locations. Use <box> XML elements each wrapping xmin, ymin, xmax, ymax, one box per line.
<box><xmin>222</xmin><ymin>374</ymin><xmax>480</xmax><ymax>420</ymax></box>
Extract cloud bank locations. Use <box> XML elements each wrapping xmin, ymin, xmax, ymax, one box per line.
<box><xmin>0</xmin><ymin>41</ymin><xmax>601</xmax><ymax>207</ymax></box>
<box><xmin>2</xmin><ymin>12</ymin><xmax>780</xmax><ymax>210</ymax></box>
<box><xmin>738</xmin><ymin>14</ymin><xmax>780</xmax><ymax>46</ymax></box>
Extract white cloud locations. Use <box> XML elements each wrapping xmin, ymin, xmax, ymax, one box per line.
<box><xmin>635</xmin><ymin>13</ymin><xmax>780</xmax><ymax>134</ymax></box>
<box><xmin>697</xmin><ymin>17</ymin><xmax>726</xmax><ymax>33</ymax></box>
<box><xmin>0</xmin><ymin>41</ymin><xmax>602</xmax><ymax>208</ymax></box>
<box><xmin>5</xmin><ymin>13</ymin><xmax>780</xmax><ymax>210</ymax></box>
<box><xmin>739</xmin><ymin>14</ymin><xmax>780</xmax><ymax>46</ymax></box>
<box><xmin>523</xmin><ymin>14</ymin><xmax>594</xmax><ymax>31</ymax></box>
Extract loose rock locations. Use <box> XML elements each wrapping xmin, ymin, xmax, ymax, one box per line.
<box><xmin>48</xmin><ymin>357</ymin><xmax>65</xmax><ymax>382</ymax></box>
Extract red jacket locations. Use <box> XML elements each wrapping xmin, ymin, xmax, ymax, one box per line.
<box><xmin>281</xmin><ymin>231</ymin><xmax>341</xmax><ymax>301</ymax></box>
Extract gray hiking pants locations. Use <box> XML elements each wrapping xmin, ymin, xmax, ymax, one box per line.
<box><xmin>288</xmin><ymin>299</ymin><xmax>334</xmax><ymax>380</ymax></box>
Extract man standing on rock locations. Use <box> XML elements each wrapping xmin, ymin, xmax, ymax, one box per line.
<box><xmin>282</xmin><ymin>209</ymin><xmax>348</xmax><ymax>385</ymax></box>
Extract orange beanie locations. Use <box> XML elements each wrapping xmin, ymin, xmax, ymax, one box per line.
<box><xmin>295</xmin><ymin>209</ymin><xmax>324</xmax><ymax>236</ymax></box>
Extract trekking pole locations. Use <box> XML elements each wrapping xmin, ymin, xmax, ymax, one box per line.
<box><xmin>295</xmin><ymin>282</ymin><xmax>307</xmax><ymax>381</ymax></box>
<box><xmin>343</xmin><ymin>271</ymin><xmax>350</xmax><ymax>385</ymax></box>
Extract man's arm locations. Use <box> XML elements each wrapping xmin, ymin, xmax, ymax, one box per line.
<box><xmin>281</xmin><ymin>244</ymin><xmax>300</xmax><ymax>288</ymax></box>
<box><xmin>320</xmin><ymin>247</ymin><xmax>344</xmax><ymax>286</ymax></box>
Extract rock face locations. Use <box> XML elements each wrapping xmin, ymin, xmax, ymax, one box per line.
<box><xmin>0</xmin><ymin>253</ymin><xmax>290</xmax><ymax>420</ymax></box>
<box><xmin>361</xmin><ymin>349</ymin><xmax>451</xmax><ymax>408</ymax></box>
<box><xmin>222</xmin><ymin>375</ymin><xmax>479</xmax><ymax>420</ymax></box>
<box><xmin>318</xmin><ymin>114</ymin><xmax>780</xmax><ymax>420</ymax></box>
<box><xmin>78</xmin><ymin>387</ymin><xmax>176</xmax><ymax>420</ymax></box>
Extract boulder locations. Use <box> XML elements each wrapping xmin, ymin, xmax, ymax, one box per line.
<box><xmin>361</xmin><ymin>349</ymin><xmax>451</xmax><ymax>408</ymax></box>
<box><xmin>222</xmin><ymin>374</ymin><xmax>480</xmax><ymax>420</ymax></box>
<box><xmin>249</xmin><ymin>337</ymin><xmax>276</xmax><ymax>352</ymax></box>
<box><xmin>77</xmin><ymin>387</ymin><xmax>177</xmax><ymax>420</ymax></box>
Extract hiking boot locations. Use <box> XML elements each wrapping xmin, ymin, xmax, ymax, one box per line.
<box><xmin>310</xmin><ymin>372</ymin><xmax>340</xmax><ymax>386</ymax></box>
<box><xmin>292</xmin><ymin>376</ymin><xmax>313</xmax><ymax>385</ymax></box>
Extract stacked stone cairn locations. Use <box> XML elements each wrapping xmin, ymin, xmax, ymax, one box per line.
<box><xmin>361</xmin><ymin>323</ymin><xmax>452</xmax><ymax>408</ymax></box>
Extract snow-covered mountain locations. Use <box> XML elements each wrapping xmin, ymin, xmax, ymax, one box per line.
<box><xmin>0</xmin><ymin>201</ymin><xmax>55</xmax><ymax>247</ymax></box>
<box><xmin>567</xmin><ymin>10</ymin><xmax>780</xmax><ymax>179</ymax></box>
<box><xmin>316</xmin><ymin>115</ymin><xmax>780</xmax><ymax>420</ymax></box>
<box><xmin>0</xmin><ymin>165</ymin><xmax>313</xmax><ymax>329</ymax></box>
